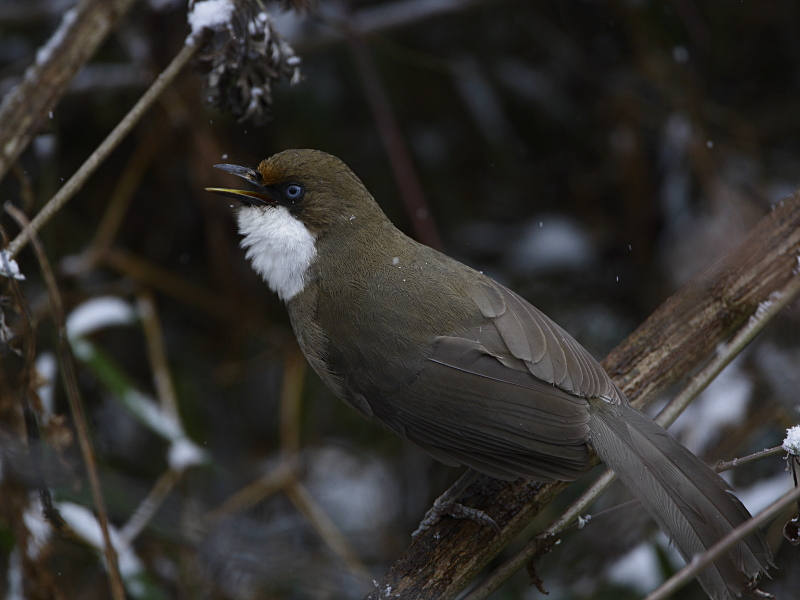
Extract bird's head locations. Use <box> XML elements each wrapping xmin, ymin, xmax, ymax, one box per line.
<box><xmin>206</xmin><ymin>149</ymin><xmax>396</xmax><ymax>301</ymax></box>
<box><xmin>206</xmin><ymin>148</ymin><xmax>387</xmax><ymax>237</ymax></box>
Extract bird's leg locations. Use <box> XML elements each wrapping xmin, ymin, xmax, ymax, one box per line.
<box><xmin>412</xmin><ymin>469</ymin><xmax>500</xmax><ymax>538</ymax></box>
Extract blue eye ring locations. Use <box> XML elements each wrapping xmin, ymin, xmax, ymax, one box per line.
<box><xmin>285</xmin><ymin>183</ymin><xmax>304</xmax><ymax>199</ymax></box>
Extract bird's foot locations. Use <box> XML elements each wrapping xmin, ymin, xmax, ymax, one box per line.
<box><xmin>412</xmin><ymin>471</ymin><xmax>500</xmax><ymax>539</ymax></box>
<box><xmin>412</xmin><ymin>495</ymin><xmax>500</xmax><ymax>538</ymax></box>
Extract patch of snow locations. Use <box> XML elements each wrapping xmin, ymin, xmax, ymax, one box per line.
<box><xmin>608</xmin><ymin>541</ymin><xmax>662</xmax><ymax>593</ymax></box>
<box><xmin>186</xmin><ymin>0</ymin><xmax>235</xmax><ymax>43</ymax></box>
<box><xmin>70</xmin><ymin>338</ymin><xmax>94</xmax><ymax>361</ymax></box>
<box><xmin>23</xmin><ymin>494</ymin><xmax>52</xmax><ymax>559</ymax></box>
<box><xmin>0</xmin><ymin>250</ymin><xmax>25</xmax><ymax>280</ymax></box>
<box><xmin>34</xmin><ymin>352</ymin><xmax>58</xmax><ymax>417</ymax></box>
<box><xmin>672</xmin><ymin>45</ymin><xmax>689</xmax><ymax>63</ymax></box>
<box><xmin>122</xmin><ymin>389</ymin><xmax>183</xmax><ymax>441</ymax></box>
<box><xmin>66</xmin><ymin>296</ymin><xmax>136</xmax><ymax>340</ymax></box>
<box><xmin>57</xmin><ymin>502</ymin><xmax>145</xmax><ymax>592</ymax></box>
<box><xmin>753</xmin><ymin>342</ymin><xmax>800</xmax><ymax>409</ymax></box>
<box><xmin>33</xmin><ymin>133</ymin><xmax>56</xmax><ymax>158</ymax></box>
<box><xmin>6</xmin><ymin>549</ymin><xmax>23</xmax><ymax>600</ymax></box>
<box><xmin>305</xmin><ymin>445</ymin><xmax>399</xmax><ymax>534</ymax></box>
<box><xmin>35</xmin><ymin>8</ymin><xmax>77</xmax><ymax>66</ymax></box>
<box><xmin>507</xmin><ymin>214</ymin><xmax>595</xmax><ymax>275</ymax></box>
<box><xmin>783</xmin><ymin>425</ymin><xmax>800</xmax><ymax>456</ymax></box>
<box><xmin>168</xmin><ymin>438</ymin><xmax>207</xmax><ymax>471</ymax></box>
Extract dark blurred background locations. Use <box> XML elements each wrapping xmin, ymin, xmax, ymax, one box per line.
<box><xmin>0</xmin><ymin>0</ymin><xmax>799</xmax><ymax>598</ymax></box>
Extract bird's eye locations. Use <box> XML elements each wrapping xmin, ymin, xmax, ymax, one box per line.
<box><xmin>285</xmin><ymin>183</ymin><xmax>304</xmax><ymax>200</ymax></box>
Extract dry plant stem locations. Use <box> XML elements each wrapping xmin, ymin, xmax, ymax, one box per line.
<box><xmin>645</xmin><ymin>484</ymin><xmax>800</xmax><ymax>600</ymax></box>
<box><xmin>300</xmin><ymin>0</ymin><xmax>498</xmax><ymax>52</ymax></box>
<box><xmin>657</xmin><ymin>271</ymin><xmax>800</xmax><ymax>427</ymax></box>
<box><xmin>462</xmin><ymin>469</ymin><xmax>617</xmax><ymax>600</ymax></box>
<box><xmin>11</xmin><ymin>163</ymin><xmax>36</xmax><ymax>213</ymax></box>
<box><xmin>0</xmin><ymin>0</ymin><xmax>137</xmax><ymax>182</ymax></box>
<box><xmin>82</xmin><ymin>122</ymin><xmax>165</xmax><ymax>268</ymax></box>
<box><xmin>4</xmin><ymin>204</ymin><xmax>126</xmax><ymax>600</ymax></box>
<box><xmin>280</xmin><ymin>346</ymin><xmax>306</xmax><ymax>457</ymax></box>
<box><xmin>538</xmin><ymin>444</ymin><xmax>789</xmax><ymax>540</ymax></box>
<box><xmin>6</xmin><ymin>41</ymin><xmax>200</xmax><ymax>259</ymax></box>
<box><xmin>137</xmin><ymin>290</ymin><xmax>180</xmax><ymax>420</ymax></box>
<box><xmin>716</xmin><ymin>446</ymin><xmax>786</xmax><ymax>472</ymax></box>
<box><xmin>203</xmin><ymin>463</ymin><xmax>296</xmax><ymax>526</ymax></box>
<box><xmin>119</xmin><ymin>468</ymin><xmax>182</xmax><ymax>547</ymax></box>
<box><xmin>347</xmin><ymin>36</ymin><xmax>443</xmax><ymax>250</ymax></box>
<box><xmin>101</xmin><ymin>248</ymin><xmax>235</xmax><ymax>322</ymax></box>
<box><xmin>284</xmin><ymin>478</ymin><xmax>371</xmax><ymax>580</ymax></box>
<box><xmin>364</xmin><ymin>190</ymin><xmax>800</xmax><ymax>600</ymax></box>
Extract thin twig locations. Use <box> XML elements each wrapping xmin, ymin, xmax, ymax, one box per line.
<box><xmin>203</xmin><ymin>462</ymin><xmax>297</xmax><ymax>526</ymax></box>
<box><xmin>10</xmin><ymin>163</ymin><xmax>36</xmax><ymax>213</ymax></box>
<box><xmin>347</xmin><ymin>36</ymin><xmax>442</xmax><ymax>250</ymax></box>
<box><xmin>297</xmin><ymin>0</ymin><xmax>499</xmax><ymax>52</ymax></box>
<box><xmin>280</xmin><ymin>345</ymin><xmax>306</xmax><ymax>458</ymax></box>
<box><xmin>4</xmin><ymin>203</ymin><xmax>127</xmax><ymax>600</ymax></box>
<box><xmin>137</xmin><ymin>290</ymin><xmax>180</xmax><ymax>420</ymax></box>
<box><xmin>644</xmin><ymin>484</ymin><xmax>800</xmax><ymax>600</ymax></box>
<box><xmin>716</xmin><ymin>445</ymin><xmax>787</xmax><ymax>473</ymax></box>
<box><xmin>656</xmin><ymin>270</ymin><xmax>800</xmax><ymax>427</ymax></box>
<box><xmin>67</xmin><ymin>120</ymin><xmax>164</xmax><ymax>275</ymax></box>
<box><xmin>545</xmin><ymin>444</ymin><xmax>790</xmax><ymax>537</ymax></box>
<box><xmin>101</xmin><ymin>248</ymin><xmax>236</xmax><ymax>322</ymax></box>
<box><xmin>119</xmin><ymin>468</ymin><xmax>182</xmax><ymax>546</ymax></box>
<box><xmin>284</xmin><ymin>478</ymin><xmax>371</xmax><ymax>580</ymax></box>
<box><xmin>6</xmin><ymin>41</ymin><xmax>200</xmax><ymax>259</ymax></box>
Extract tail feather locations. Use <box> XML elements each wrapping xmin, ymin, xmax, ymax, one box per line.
<box><xmin>588</xmin><ymin>401</ymin><xmax>771</xmax><ymax>600</ymax></box>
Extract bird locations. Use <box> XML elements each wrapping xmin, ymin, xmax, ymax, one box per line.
<box><xmin>207</xmin><ymin>148</ymin><xmax>771</xmax><ymax>600</ymax></box>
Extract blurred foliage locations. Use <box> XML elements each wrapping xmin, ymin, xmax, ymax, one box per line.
<box><xmin>1</xmin><ymin>0</ymin><xmax>799</xmax><ymax>599</ymax></box>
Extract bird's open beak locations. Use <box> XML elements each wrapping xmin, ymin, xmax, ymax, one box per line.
<box><xmin>206</xmin><ymin>164</ymin><xmax>274</xmax><ymax>206</ymax></box>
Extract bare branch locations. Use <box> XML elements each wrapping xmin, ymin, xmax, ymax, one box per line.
<box><xmin>644</xmin><ymin>484</ymin><xmax>800</xmax><ymax>600</ymax></box>
<box><xmin>348</xmin><ymin>37</ymin><xmax>442</xmax><ymax>250</ymax></box>
<box><xmin>0</xmin><ymin>0</ymin><xmax>136</xmax><ymax>182</ymax></box>
<box><xmin>5</xmin><ymin>42</ymin><xmax>199</xmax><ymax>260</ymax></box>
<box><xmin>284</xmin><ymin>479</ymin><xmax>371</xmax><ymax>580</ymax></box>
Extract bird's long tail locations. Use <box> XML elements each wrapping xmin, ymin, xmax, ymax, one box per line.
<box><xmin>587</xmin><ymin>400</ymin><xmax>772</xmax><ymax>600</ymax></box>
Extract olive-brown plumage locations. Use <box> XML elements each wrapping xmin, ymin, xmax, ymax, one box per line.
<box><xmin>209</xmin><ymin>149</ymin><xmax>771</xmax><ymax>600</ymax></box>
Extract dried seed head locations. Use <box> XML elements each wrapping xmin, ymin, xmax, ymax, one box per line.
<box><xmin>191</xmin><ymin>0</ymin><xmax>302</xmax><ymax>124</ymax></box>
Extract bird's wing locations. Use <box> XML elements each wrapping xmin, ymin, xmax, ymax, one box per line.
<box><xmin>374</xmin><ymin>279</ymin><xmax>624</xmax><ymax>482</ymax></box>
<box><xmin>380</xmin><ymin>329</ymin><xmax>592</xmax><ymax>481</ymax></box>
<box><xmin>470</xmin><ymin>281</ymin><xmax>623</xmax><ymax>403</ymax></box>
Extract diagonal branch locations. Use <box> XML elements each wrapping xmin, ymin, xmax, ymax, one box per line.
<box><xmin>5</xmin><ymin>41</ymin><xmax>200</xmax><ymax>260</ymax></box>
<box><xmin>364</xmin><ymin>190</ymin><xmax>800</xmax><ymax>600</ymax></box>
<box><xmin>645</xmin><ymin>484</ymin><xmax>800</xmax><ymax>600</ymax></box>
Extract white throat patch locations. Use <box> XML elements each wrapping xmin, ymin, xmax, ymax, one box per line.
<box><xmin>236</xmin><ymin>205</ymin><xmax>317</xmax><ymax>301</ymax></box>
